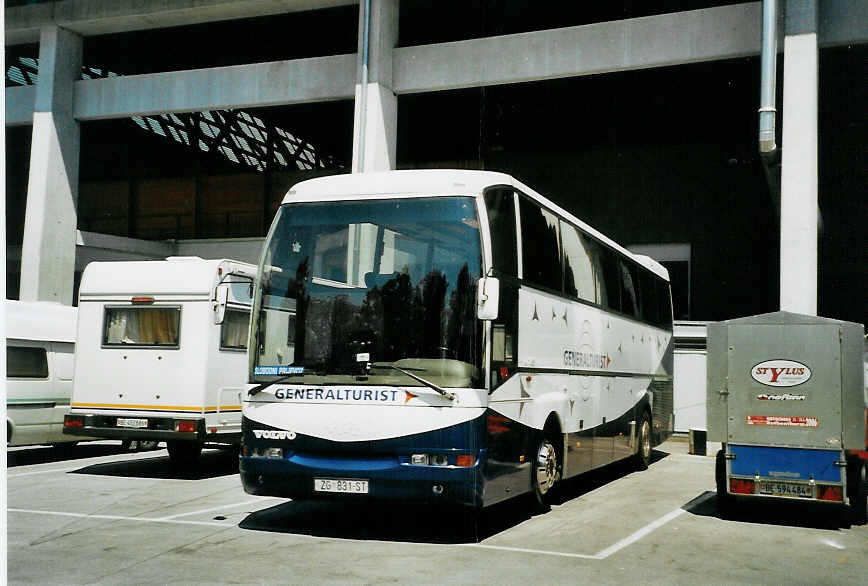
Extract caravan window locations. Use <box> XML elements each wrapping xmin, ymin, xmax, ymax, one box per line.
<box><xmin>220</xmin><ymin>310</ymin><xmax>250</xmax><ymax>351</ymax></box>
<box><xmin>103</xmin><ymin>307</ymin><xmax>181</xmax><ymax>347</ymax></box>
<box><xmin>7</xmin><ymin>346</ymin><xmax>49</xmax><ymax>378</ymax></box>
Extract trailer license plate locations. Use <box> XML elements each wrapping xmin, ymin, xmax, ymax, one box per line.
<box><xmin>117</xmin><ymin>418</ymin><xmax>148</xmax><ymax>428</ymax></box>
<box><xmin>314</xmin><ymin>478</ymin><xmax>369</xmax><ymax>494</ymax></box>
<box><xmin>758</xmin><ymin>480</ymin><xmax>812</xmax><ymax>498</ymax></box>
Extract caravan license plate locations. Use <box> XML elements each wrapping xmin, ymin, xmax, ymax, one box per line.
<box><xmin>758</xmin><ymin>480</ymin><xmax>812</xmax><ymax>498</ymax></box>
<box><xmin>117</xmin><ymin>418</ymin><xmax>148</xmax><ymax>429</ymax></box>
<box><xmin>314</xmin><ymin>478</ymin><xmax>369</xmax><ymax>494</ymax></box>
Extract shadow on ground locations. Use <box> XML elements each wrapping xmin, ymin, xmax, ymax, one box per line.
<box><xmin>683</xmin><ymin>490</ymin><xmax>853</xmax><ymax>530</ymax></box>
<box><xmin>551</xmin><ymin>449</ymin><xmax>668</xmax><ymax>506</ymax></box>
<box><xmin>7</xmin><ymin>443</ymin><xmax>130</xmax><ymax>467</ymax></box>
<box><xmin>239</xmin><ymin>449</ymin><xmax>670</xmax><ymax>544</ymax></box>
<box><xmin>69</xmin><ymin>448</ymin><xmax>239</xmax><ymax>481</ymax></box>
<box><xmin>239</xmin><ymin>499</ymin><xmax>515</xmax><ymax>544</ymax></box>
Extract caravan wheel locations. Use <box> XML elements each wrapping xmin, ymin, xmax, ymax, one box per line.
<box><xmin>167</xmin><ymin>441</ymin><xmax>203</xmax><ymax>464</ymax></box>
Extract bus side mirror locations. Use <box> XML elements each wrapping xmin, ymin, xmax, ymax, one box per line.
<box><xmin>214</xmin><ymin>285</ymin><xmax>229</xmax><ymax>324</ymax></box>
<box><xmin>476</xmin><ymin>276</ymin><xmax>500</xmax><ymax>321</ymax></box>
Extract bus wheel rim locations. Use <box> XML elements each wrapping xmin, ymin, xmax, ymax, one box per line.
<box><xmin>641</xmin><ymin>420</ymin><xmax>651</xmax><ymax>461</ymax></box>
<box><xmin>536</xmin><ymin>440</ymin><xmax>557</xmax><ymax>495</ymax></box>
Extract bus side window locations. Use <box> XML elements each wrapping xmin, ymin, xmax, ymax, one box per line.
<box><xmin>595</xmin><ymin>245</ymin><xmax>621</xmax><ymax>313</ymax></box>
<box><xmin>561</xmin><ymin>221</ymin><xmax>596</xmax><ymax>303</ymax></box>
<box><xmin>657</xmin><ymin>279</ymin><xmax>673</xmax><ymax>327</ymax></box>
<box><xmin>619</xmin><ymin>260</ymin><xmax>640</xmax><ymax>318</ymax></box>
<box><xmin>639</xmin><ymin>270</ymin><xmax>659</xmax><ymax>326</ymax></box>
<box><xmin>518</xmin><ymin>196</ymin><xmax>561</xmax><ymax>292</ymax></box>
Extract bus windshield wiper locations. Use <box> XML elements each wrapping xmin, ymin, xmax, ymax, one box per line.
<box><xmin>372</xmin><ymin>363</ymin><xmax>455</xmax><ymax>401</ymax></box>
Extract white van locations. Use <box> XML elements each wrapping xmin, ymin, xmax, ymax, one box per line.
<box><xmin>6</xmin><ymin>300</ymin><xmax>94</xmax><ymax>448</ymax></box>
<box><xmin>64</xmin><ymin>257</ymin><xmax>256</xmax><ymax>463</ymax></box>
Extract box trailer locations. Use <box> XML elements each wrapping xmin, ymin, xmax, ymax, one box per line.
<box><xmin>707</xmin><ymin>311</ymin><xmax>866</xmax><ymax>524</ymax></box>
<box><xmin>64</xmin><ymin>257</ymin><xmax>255</xmax><ymax>463</ymax></box>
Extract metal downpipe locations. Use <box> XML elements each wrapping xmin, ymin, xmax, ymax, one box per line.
<box><xmin>356</xmin><ymin>0</ymin><xmax>371</xmax><ymax>173</ymax></box>
<box><xmin>759</xmin><ymin>0</ymin><xmax>778</xmax><ymax>159</ymax></box>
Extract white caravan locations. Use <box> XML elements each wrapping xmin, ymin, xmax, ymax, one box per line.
<box><xmin>6</xmin><ymin>300</ymin><xmax>95</xmax><ymax>448</ymax></box>
<box><xmin>64</xmin><ymin>257</ymin><xmax>256</xmax><ymax>463</ymax></box>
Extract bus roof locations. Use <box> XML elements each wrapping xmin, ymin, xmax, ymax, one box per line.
<box><xmin>6</xmin><ymin>300</ymin><xmax>77</xmax><ymax>343</ymax></box>
<box><xmin>282</xmin><ymin>170</ymin><xmax>669</xmax><ymax>281</ymax></box>
<box><xmin>78</xmin><ymin>257</ymin><xmax>257</xmax><ymax>298</ymax></box>
<box><xmin>283</xmin><ymin>170</ymin><xmax>514</xmax><ymax>202</ymax></box>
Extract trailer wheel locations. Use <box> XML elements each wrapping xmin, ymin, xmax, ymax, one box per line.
<box><xmin>847</xmin><ymin>456</ymin><xmax>866</xmax><ymax>526</ymax></box>
<box><xmin>715</xmin><ymin>448</ymin><xmax>731</xmax><ymax>516</ymax></box>
<box><xmin>633</xmin><ymin>411</ymin><xmax>652</xmax><ymax>470</ymax></box>
<box><xmin>167</xmin><ymin>441</ymin><xmax>203</xmax><ymax>464</ymax></box>
<box><xmin>530</xmin><ymin>433</ymin><xmax>560</xmax><ymax>513</ymax></box>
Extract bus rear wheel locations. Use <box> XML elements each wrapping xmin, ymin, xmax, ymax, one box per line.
<box><xmin>633</xmin><ymin>411</ymin><xmax>652</xmax><ymax>470</ymax></box>
<box><xmin>167</xmin><ymin>441</ymin><xmax>203</xmax><ymax>465</ymax></box>
<box><xmin>531</xmin><ymin>436</ymin><xmax>560</xmax><ymax>513</ymax></box>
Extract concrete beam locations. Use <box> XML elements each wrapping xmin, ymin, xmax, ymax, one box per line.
<box><xmin>77</xmin><ymin>231</ymin><xmax>175</xmax><ymax>258</ymax></box>
<box><xmin>6</xmin><ymin>0</ymin><xmax>357</xmax><ymax>45</ymax></box>
<box><xmin>73</xmin><ymin>55</ymin><xmax>356</xmax><ymax>120</ymax></box>
<box><xmin>393</xmin><ymin>4</ymin><xmax>763</xmax><ymax>94</ymax></box>
<box><xmin>392</xmin><ymin>1</ymin><xmax>868</xmax><ymax>94</ymax></box>
<box><xmin>5</xmin><ymin>85</ymin><xmax>36</xmax><ymax>126</ymax></box>
<box><xmin>818</xmin><ymin>0</ymin><xmax>868</xmax><ymax>47</ymax></box>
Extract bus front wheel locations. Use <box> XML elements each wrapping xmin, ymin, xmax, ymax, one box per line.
<box><xmin>531</xmin><ymin>435</ymin><xmax>560</xmax><ymax>513</ymax></box>
<box><xmin>167</xmin><ymin>441</ymin><xmax>203</xmax><ymax>464</ymax></box>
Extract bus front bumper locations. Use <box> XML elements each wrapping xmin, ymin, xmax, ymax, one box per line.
<box><xmin>240</xmin><ymin>451</ymin><xmax>485</xmax><ymax>508</ymax></box>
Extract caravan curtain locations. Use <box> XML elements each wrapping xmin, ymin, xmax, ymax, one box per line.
<box><xmin>104</xmin><ymin>307</ymin><xmax>181</xmax><ymax>347</ymax></box>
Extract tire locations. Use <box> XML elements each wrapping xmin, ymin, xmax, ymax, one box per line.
<box><xmin>847</xmin><ymin>456</ymin><xmax>866</xmax><ymax>526</ymax></box>
<box><xmin>531</xmin><ymin>435</ymin><xmax>560</xmax><ymax>513</ymax></box>
<box><xmin>122</xmin><ymin>439</ymin><xmax>159</xmax><ymax>452</ymax></box>
<box><xmin>715</xmin><ymin>448</ymin><xmax>731</xmax><ymax>516</ymax></box>
<box><xmin>633</xmin><ymin>411</ymin><xmax>652</xmax><ymax>471</ymax></box>
<box><xmin>167</xmin><ymin>440</ymin><xmax>203</xmax><ymax>464</ymax></box>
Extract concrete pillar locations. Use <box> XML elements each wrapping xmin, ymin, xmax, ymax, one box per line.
<box><xmin>20</xmin><ymin>26</ymin><xmax>82</xmax><ymax>304</ymax></box>
<box><xmin>779</xmin><ymin>0</ymin><xmax>818</xmax><ymax>315</ymax></box>
<box><xmin>352</xmin><ymin>0</ymin><xmax>399</xmax><ymax>173</ymax></box>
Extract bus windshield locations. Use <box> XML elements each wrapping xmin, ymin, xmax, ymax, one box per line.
<box><xmin>251</xmin><ymin>196</ymin><xmax>483</xmax><ymax>389</ymax></box>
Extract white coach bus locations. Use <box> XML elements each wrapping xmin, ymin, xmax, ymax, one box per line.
<box><xmin>6</xmin><ymin>300</ymin><xmax>97</xmax><ymax>448</ymax></box>
<box><xmin>64</xmin><ymin>257</ymin><xmax>256</xmax><ymax>463</ymax></box>
<box><xmin>241</xmin><ymin>170</ymin><xmax>673</xmax><ymax>510</ymax></box>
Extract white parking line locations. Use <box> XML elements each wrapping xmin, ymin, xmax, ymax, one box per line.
<box><xmin>469</xmin><ymin>508</ymin><xmax>685</xmax><ymax>560</ymax></box>
<box><xmin>8</xmin><ymin>508</ymin><xmax>234</xmax><ymax>528</ymax></box>
<box><xmin>8</xmin><ymin>467</ymin><xmax>80</xmax><ymax>478</ymax></box>
<box><xmin>593</xmin><ymin>508</ymin><xmax>686</xmax><ymax>559</ymax></box>
<box><xmin>158</xmin><ymin>499</ymin><xmax>281</xmax><ymax>520</ymax></box>
<box><xmin>8</xmin><ymin>506</ymin><xmax>686</xmax><ymax>560</ymax></box>
<box><xmin>468</xmin><ymin>543</ymin><xmax>600</xmax><ymax>560</ymax></box>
